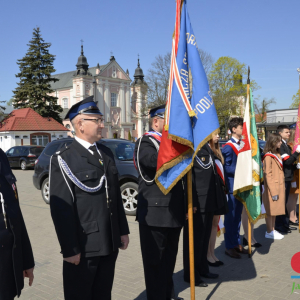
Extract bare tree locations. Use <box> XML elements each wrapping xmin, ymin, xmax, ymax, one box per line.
<box><xmin>145</xmin><ymin>49</ymin><xmax>214</xmax><ymax>107</ymax></box>
<box><xmin>254</xmin><ymin>97</ymin><xmax>276</xmax><ymax>122</ymax></box>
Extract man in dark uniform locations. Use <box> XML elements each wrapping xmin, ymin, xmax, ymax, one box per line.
<box><xmin>134</xmin><ymin>105</ymin><xmax>184</xmax><ymax>300</ymax></box>
<box><xmin>0</xmin><ymin>148</ymin><xmax>34</xmax><ymax>300</ymax></box>
<box><xmin>50</xmin><ymin>96</ymin><xmax>130</xmax><ymax>300</ymax></box>
<box><xmin>275</xmin><ymin>124</ymin><xmax>300</xmax><ymax>233</ymax></box>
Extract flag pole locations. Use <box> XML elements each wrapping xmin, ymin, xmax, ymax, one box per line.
<box><xmin>187</xmin><ymin>169</ymin><xmax>195</xmax><ymax>300</ymax></box>
<box><xmin>247</xmin><ymin>66</ymin><xmax>252</xmax><ymax>258</ymax></box>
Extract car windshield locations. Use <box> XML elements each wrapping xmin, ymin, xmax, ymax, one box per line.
<box><xmin>104</xmin><ymin>142</ymin><xmax>134</xmax><ymax>161</ymax></box>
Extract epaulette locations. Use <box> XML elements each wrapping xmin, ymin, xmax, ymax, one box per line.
<box><xmin>54</xmin><ymin>145</ymin><xmax>70</xmax><ymax>156</ymax></box>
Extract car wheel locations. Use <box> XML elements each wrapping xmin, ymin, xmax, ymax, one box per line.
<box><xmin>41</xmin><ymin>177</ymin><xmax>50</xmax><ymax>205</ymax></box>
<box><xmin>20</xmin><ymin>160</ymin><xmax>27</xmax><ymax>170</ymax></box>
<box><xmin>120</xmin><ymin>182</ymin><xmax>138</xmax><ymax>216</ymax></box>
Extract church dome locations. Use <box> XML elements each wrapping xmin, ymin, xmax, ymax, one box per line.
<box><xmin>75</xmin><ymin>45</ymin><xmax>91</xmax><ymax>76</ymax></box>
<box><xmin>133</xmin><ymin>58</ymin><xmax>145</xmax><ymax>85</ymax></box>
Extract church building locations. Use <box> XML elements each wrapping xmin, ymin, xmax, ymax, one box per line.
<box><xmin>51</xmin><ymin>46</ymin><xmax>148</xmax><ymax>140</ymax></box>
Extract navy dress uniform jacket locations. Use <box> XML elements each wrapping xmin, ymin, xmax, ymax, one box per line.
<box><xmin>280</xmin><ymin>141</ymin><xmax>299</xmax><ymax>182</ymax></box>
<box><xmin>0</xmin><ymin>148</ymin><xmax>34</xmax><ymax>298</ymax></box>
<box><xmin>134</xmin><ymin>135</ymin><xmax>185</xmax><ymax>228</ymax></box>
<box><xmin>192</xmin><ymin>144</ymin><xmax>228</xmax><ymax>214</ymax></box>
<box><xmin>50</xmin><ymin>140</ymin><xmax>129</xmax><ymax>258</ymax></box>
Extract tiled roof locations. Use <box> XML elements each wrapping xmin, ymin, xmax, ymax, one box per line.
<box><xmin>0</xmin><ymin>108</ymin><xmax>68</xmax><ymax>132</ymax></box>
<box><xmin>51</xmin><ymin>65</ymin><xmax>107</xmax><ymax>90</ymax></box>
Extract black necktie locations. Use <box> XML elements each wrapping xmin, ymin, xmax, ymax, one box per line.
<box><xmin>89</xmin><ymin>145</ymin><xmax>103</xmax><ymax>165</ymax></box>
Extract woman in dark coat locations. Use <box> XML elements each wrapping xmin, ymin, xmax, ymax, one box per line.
<box><xmin>0</xmin><ymin>148</ymin><xmax>35</xmax><ymax>299</ymax></box>
<box><xmin>183</xmin><ymin>136</ymin><xmax>228</xmax><ymax>287</ymax></box>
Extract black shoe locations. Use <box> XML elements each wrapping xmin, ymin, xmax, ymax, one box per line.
<box><xmin>207</xmin><ymin>260</ymin><xmax>219</xmax><ymax>267</ymax></box>
<box><xmin>184</xmin><ymin>278</ymin><xmax>208</xmax><ymax>287</ymax></box>
<box><xmin>196</xmin><ymin>280</ymin><xmax>208</xmax><ymax>287</ymax></box>
<box><xmin>243</xmin><ymin>237</ymin><xmax>262</xmax><ymax>248</ymax></box>
<box><xmin>200</xmin><ymin>272</ymin><xmax>219</xmax><ymax>279</ymax></box>
<box><xmin>284</xmin><ymin>224</ymin><xmax>297</xmax><ymax>230</ymax></box>
<box><xmin>289</xmin><ymin>220</ymin><xmax>299</xmax><ymax>226</ymax></box>
<box><xmin>275</xmin><ymin>226</ymin><xmax>289</xmax><ymax>233</ymax></box>
<box><xmin>216</xmin><ymin>260</ymin><xmax>224</xmax><ymax>266</ymax></box>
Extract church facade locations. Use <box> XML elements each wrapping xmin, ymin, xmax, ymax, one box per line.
<box><xmin>51</xmin><ymin>46</ymin><xmax>148</xmax><ymax>140</ymax></box>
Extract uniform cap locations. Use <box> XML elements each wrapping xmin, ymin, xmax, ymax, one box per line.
<box><xmin>149</xmin><ymin>104</ymin><xmax>165</xmax><ymax>118</ymax></box>
<box><xmin>64</xmin><ymin>96</ymin><xmax>103</xmax><ymax>120</ymax></box>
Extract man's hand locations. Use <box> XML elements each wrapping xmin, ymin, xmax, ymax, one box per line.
<box><xmin>296</xmin><ymin>163</ymin><xmax>300</xmax><ymax>169</ymax></box>
<box><xmin>23</xmin><ymin>268</ymin><xmax>34</xmax><ymax>286</ymax></box>
<box><xmin>296</xmin><ymin>145</ymin><xmax>300</xmax><ymax>153</ymax></box>
<box><xmin>63</xmin><ymin>253</ymin><xmax>81</xmax><ymax>265</ymax></box>
<box><xmin>186</xmin><ymin>207</ymin><xmax>197</xmax><ymax>220</ymax></box>
<box><xmin>120</xmin><ymin>235</ymin><xmax>129</xmax><ymax>250</ymax></box>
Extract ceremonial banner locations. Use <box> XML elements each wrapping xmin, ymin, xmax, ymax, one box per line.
<box><xmin>156</xmin><ymin>0</ymin><xmax>219</xmax><ymax>195</ymax></box>
<box><xmin>233</xmin><ymin>88</ymin><xmax>262</xmax><ymax>222</ymax></box>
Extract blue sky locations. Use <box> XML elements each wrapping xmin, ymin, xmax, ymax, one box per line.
<box><xmin>1</xmin><ymin>0</ymin><xmax>299</xmax><ymax>110</ymax></box>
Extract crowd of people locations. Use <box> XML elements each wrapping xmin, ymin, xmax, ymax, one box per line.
<box><xmin>0</xmin><ymin>98</ymin><xmax>299</xmax><ymax>300</ymax></box>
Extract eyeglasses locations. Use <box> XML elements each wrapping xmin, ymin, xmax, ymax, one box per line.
<box><xmin>81</xmin><ymin>118</ymin><xmax>104</xmax><ymax>124</ymax></box>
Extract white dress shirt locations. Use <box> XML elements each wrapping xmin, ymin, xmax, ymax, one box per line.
<box><xmin>75</xmin><ymin>136</ymin><xmax>102</xmax><ymax>157</ymax></box>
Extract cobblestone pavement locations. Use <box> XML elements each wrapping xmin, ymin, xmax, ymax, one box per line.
<box><xmin>13</xmin><ymin>169</ymin><xmax>300</xmax><ymax>300</ymax></box>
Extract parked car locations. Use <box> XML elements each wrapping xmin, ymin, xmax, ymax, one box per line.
<box><xmin>6</xmin><ymin>145</ymin><xmax>45</xmax><ymax>170</ymax></box>
<box><xmin>33</xmin><ymin>138</ymin><xmax>139</xmax><ymax>216</ymax></box>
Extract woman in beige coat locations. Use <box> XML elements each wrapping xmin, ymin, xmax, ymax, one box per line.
<box><xmin>263</xmin><ymin>133</ymin><xmax>285</xmax><ymax>240</ymax></box>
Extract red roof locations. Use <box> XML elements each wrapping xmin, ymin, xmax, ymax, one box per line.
<box><xmin>255</xmin><ymin>112</ymin><xmax>266</xmax><ymax>123</ymax></box>
<box><xmin>0</xmin><ymin>108</ymin><xmax>68</xmax><ymax>132</ymax></box>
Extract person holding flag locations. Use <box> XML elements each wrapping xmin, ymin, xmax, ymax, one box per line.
<box><xmin>154</xmin><ymin>0</ymin><xmax>220</xmax><ymax>298</ymax></box>
<box><xmin>223</xmin><ymin>117</ymin><xmax>248</xmax><ymax>259</ymax></box>
<box><xmin>134</xmin><ymin>105</ymin><xmax>185</xmax><ymax>300</ymax></box>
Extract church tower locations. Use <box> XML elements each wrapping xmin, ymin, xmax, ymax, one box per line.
<box><xmin>131</xmin><ymin>57</ymin><xmax>148</xmax><ymax>138</ymax></box>
<box><xmin>72</xmin><ymin>45</ymin><xmax>94</xmax><ymax>105</ymax></box>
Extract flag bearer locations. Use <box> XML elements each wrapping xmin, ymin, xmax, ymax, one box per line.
<box><xmin>134</xmin><ymin>104</ymin><xmax>185</xmax><ymax>300</ymax></box>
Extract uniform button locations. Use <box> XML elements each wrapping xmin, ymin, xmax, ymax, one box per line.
<box><xmin>111</xmin><ymin>213</ymin><xmax>113</xmax><ymax>216</ymax></box>
<box><xmin>110</xmin><ymin>200</ymin><xmax>112</xmax><ymax>202</ymax></box>
<box><xmin>86</xmin><ymin>175</ymin><xmax>89</xmax><ymax>178</ymax></box>
<box><xmin>156</xmin><ymin>203</ymin><xmax>158</xmax><ymax>205</ymax></box>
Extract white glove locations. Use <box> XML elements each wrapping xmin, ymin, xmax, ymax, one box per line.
<box><xmin>297</xmin><ymin>163</ymin><xmax>300</xmax><ymax>169</ymax></box>
<box><xmin>262</xmin><ymin>185</ymin><xmax>265</xmax><ymax>194</ymax></box>
<box><xmin>296</xmin><ymin>145</ymin><xmax>300</xmax><ymax>153</ymax></box>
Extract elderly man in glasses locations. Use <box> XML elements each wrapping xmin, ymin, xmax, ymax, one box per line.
<box><xmin>50</xmin><ymin>96</ymin><xmax>129</xmax><ymax>300</ymax></box>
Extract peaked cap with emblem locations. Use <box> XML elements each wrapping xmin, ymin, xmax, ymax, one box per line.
<box><xmin>64</xmin><ymin>96</ymin><xmax>103</xmax><ymax>121</ymax></box>
<box><xmin>149</xmin><ymin>104</ymin><xmax>165</xmax><ymax>118</ymax></box>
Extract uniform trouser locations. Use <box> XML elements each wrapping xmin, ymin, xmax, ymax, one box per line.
<box><xmin>139</xmin><ymin>224</ymin><xmax>181</xmax><ymax>300</ymax></box>
<box><xmin>183</xmin><ymin>212</ymin><xmax>214</xmax><ymax>283</ymax></box>
<box><xmin>0</xmin><ymin>220</ymin><xmax>17</xmax><ymax>300</ymax></box>
<box><xmin>224</xmin><ymin>193</ymin><xmax>243</xmax><ymax>249</ymax></box>
<box><xmin>63</xmin><ymin>250</ymin><xmax>118</xmax><ymax>300</ymax></box>
<box><xmin>275</xmin><ymin>181</ymin><xmax>291</xmax><ymax>227</ymax></box>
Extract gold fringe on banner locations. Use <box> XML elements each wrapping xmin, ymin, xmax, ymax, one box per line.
<box><xmin>216</xmin><ymin>227</ymin><xmax>225</xmax><ymax>238</ymax></box>
<box><xmin>168</xmin><ymin>133</ymin><xmax>194</xmax><ymax>149</ymax></box>
<box><xmin>155</xmin><ymin>148</ymin><xmax>194</xmax><ymax>195</ymax></box>
<box><xmin>164</xmin><ymin>124</ymin><xmax>169</xmax><ymax>131</ymax></box>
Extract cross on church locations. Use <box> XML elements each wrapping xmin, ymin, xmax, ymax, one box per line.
<box><xmin>80</xmin><ymin>39</ymin><xmax>84</xmax><ymax>45</ymax></box>
<box><xmin>110</xmin><ymin>51</ymin><xmax>113</xmax><ymax>56</ymax></box>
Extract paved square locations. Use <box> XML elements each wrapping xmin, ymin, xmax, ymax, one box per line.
<box><xmin>14</xmin><ymin>169</ymin><xmax>300</xmax><ymax>300</ymax></box>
